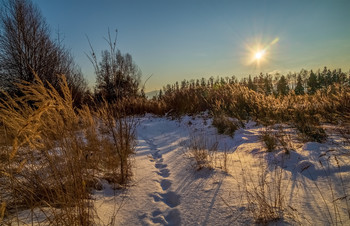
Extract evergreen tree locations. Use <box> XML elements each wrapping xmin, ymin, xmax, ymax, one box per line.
<box><xmin>257</xmin><ymin>72</ymin><xmax>264</xmax><ymax>93</ymax></box>
<box><xmin>230</xmin><ymin>75</ymin><xmax>237</xmax><ymax>84</ymax></box>
<box><xmin>307</xmin><ymin>70</ymin><xmax>318</xmax><ymax>94</ymax></box>
<box><xmin>317</xmin><ymin>71</ymin><xmax>325</xmax><ymax>88</ymax></box>
<box><xmin>247</xmin><ymin>75</ymin><xmax>257</xmax><ymax>91</ymax></box>
<box><xmin>201</xmin><ymin>78</ymin><xmax>206</xmax><ymax>87</ymax></box>
<box><xmin>325</xmin><ymin>69</ymin><xmax>333</xmax><ymax>87</ymax></box>
<box><xmin>195</xmin><ymin>79</ymin><xmax>200</xmax><ymax>87</ymax></box>
<box><xmin>332</xmin><ymin>70</ymin><xmax>339</xmax><ymax>83</ymax></box>
<box><xmin>241</xmin><ymin>78</ymin><xmax>247</xmax><ymax>87</ymax></box>
<box><xmin>338</xmin><ymin>69</ymin><xmax>347</xmax><ymax>85</ymax></box>
<box><xmin>277</xmin><ymin>75</ymin><xmax>289</xmax><ymax>96</ymax></box>
<box><xmin>294</xmin><ymin>74</ymin><xmax>304</xmax><ymax>95</ymax></box>
<box><xmin>158</xmin><ymin>89</ymin><xmax>163</xmax><ymax>99</ymax></box>
<box><xmin>181</xmin><ymin>80</ymin><xmax>187</xmax><ymax>89</ymax></box>
<box><xmin>263</xmin><ymin>74</ymin><xmax>273</xmax><ymax>95</ymax></box>
<box><xmin>209</xmin><ymin>76</ymin><xmax>214</xmax><ymax>87</ymax></box>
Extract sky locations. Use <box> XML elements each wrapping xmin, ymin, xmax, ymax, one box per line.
<box><xmin>31</xmin><ymin>0</ymin><xmax>350</xmax><ymax>92</ymax></box>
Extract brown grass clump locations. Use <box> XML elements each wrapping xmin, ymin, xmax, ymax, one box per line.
<box><xmin>185</xmin><ymin>133</ymin><xmax>232</xmax><ymax>172</ymax></box>
<box><xmin>238</xmin><ymin>157</ymin><xmax>290</xmax><ymax>224</ymax></box>
<box><xmin>293</xmin><ymin>110</ymin><xmax>327</xmax><ymax>142</ymax></box>
<box><xmin>212</xmin><ymin>114</ymin><xmax>239</xmax><ymax>137</ymax></box>
<box><xmin>185</xmin><ymin>133</ymin><xmax>218</xmax><ymax>170</ymax></box>
<box><xmin>260</xmin><ymin>129</ymin><xmax>278</xmax><ymax>152</ymax></box>
<box><xmin>97</xmin><ymin>100</ymin><xmax>137</xmax><ymax>185</ymax></box>
<box><xmin>0</xmin><ymin>74</ymin><xmax>136</xmax><ymax>225</ymax></box>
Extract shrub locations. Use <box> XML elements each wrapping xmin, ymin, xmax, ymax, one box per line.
<box><xmin>212</xmin><ymin>115</ymin><xmax>238</xmax><ymax>136</ymax></box>
<box><xmin>293</xmin><ymin>111</ymin><xmax>327</xmax><ymax>142</ymax></box>
<box><xmin>260</xmin><ymin>129</ymin><xmax>277</xmax><ymax>152</ymax></box>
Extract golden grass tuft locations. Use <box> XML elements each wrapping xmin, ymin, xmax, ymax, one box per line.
<box><xmin>0</xmin><ymin>73</ymin><xmax>136</xmax><ymax>225</ymax></box>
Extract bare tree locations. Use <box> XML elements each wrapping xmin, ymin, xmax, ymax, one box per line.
<box><xmin>88</xmin><ymin>29</ymin><xmax>141</xmax><ymax>102</ymax></box>
<box><xmin>0</xmin><ymin>0</ymin><xmax>87</xmax><ymax>106</ymax></box>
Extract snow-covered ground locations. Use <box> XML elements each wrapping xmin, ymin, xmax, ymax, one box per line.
<box><xmin>93</xmin><ymin>114</ymin><xmax>350</xmax><ymax>225</ymax></box>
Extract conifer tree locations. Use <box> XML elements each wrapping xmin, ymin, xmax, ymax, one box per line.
<box><xmin>307</xmin><ymin>70</ymin><xmax>318</xmax><ymax>94</ymax></box>
<box><xmin>277</xmin><ymin>75</ymin><xmax>289</xmax><ymax>96</ymax></box>
<box><xmin>294</xmin><ymin>74</ymin><xmax>304</xmax><ymax>95</ymax></box>
<box><xmin>263</xmin><ymin>74</ymin><xmax>273</xmax><ymax>95</ymax></box>
<box><xmin>247</xmin><ymin>75</ymin><xmax>257</xmax><ymax>91</ymax></box>
<box><xmin>158</xmin><ymin>89</ymin><xmax>163</xmax><ymax>99</ymax></box>
<box><xmin>325</xmin><ymin>68</ymin><xmax>333</xmax><ymax>87</ymax></box>
<box><xmin>201</xmin><ymin>78</ymin><xmax>206</xmax><ymax>87</ymax></box>
<box><xmin>318</xmin><ymin>71</ymin><xmax>325</xmax><ymax>88</ymax></box>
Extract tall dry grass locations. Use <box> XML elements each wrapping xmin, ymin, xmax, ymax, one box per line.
<box><xmin>153</xmin><ymin>83</ymin><xmax>350</xmax><ymax>141</ymax></box>
<box><xmin>0</xmin><ymin>73</ymin><xmax>93</xmax><ymax>225</ymax></box>
<box><xmin>183</xmin><ymin>132</ymin><xmax>233</xmax><ymax>172</ymax></box>
<box><xmin>0</xmin><ymin>74</ymin><xmax>136</xmax><ymax>225</ymax></box>
<box><xmin>97</xmin><ymin>100</ymin><xmax>137</xmax><ymax>185</ymax></box>
<box><xmin>237</xmin><ymin>154</ymin><xmax>290</xmax><ymax>224</ymax></box>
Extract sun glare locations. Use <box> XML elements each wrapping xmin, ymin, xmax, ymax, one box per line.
<box><xmin>255</xmin><ymin>50</ymin><xmax>265</xmax><ymax>60</ymax></box>
<box><xmin>244</xmin><ymin>37</ymin><xmax>279</xmax><ymax>67</ymax></box>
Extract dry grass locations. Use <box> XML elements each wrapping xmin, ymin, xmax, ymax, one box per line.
<box><xmin>237</xmin><ymin>127</ymin><xmax>300</xmax><ymax>224</ymax></box>
<box><xmin>305</xmin><ymin>153</ymin><xmax>350</xmax><ymax>225</ymax></box>
<box><xmin>0</xmin><ymin>74</ymin><xmax>136</xmax><ymax>225</ymax></box>
<box><xmin>238</xmin><ymin>130</ymin><xmax>350</xmax><ymax>225</ymax></box>
<box><xmin>238</xmin><ymin>156</ymin><xmax>291</xmax><ymax>224</ymax></box>
<box><xmin>260</xmin><ymin>128</ymin><xmax>278</xmax><ymax>152</ymax></box>
<box><xmin>185</xmin><ymin>133</ymin><xmax>218</xmax><ymax>170</ymax></box>
<box><xmin>97</xmin><ymin>100</ymin><xmax>137</xmax><ymax>185</ymax></box>
<box><xmin>185</xmin><ymin>133</ymin><xmax>232</xmax><ymax>172</ymax></box>
<box><xmin>0</xmin><ymin>74</ymin><xmax>94</xmax><ymax>225</ymax></box>
<box><xmin>337</xmin><ymin>112</ymin><xmax>350</xmax><ymax>145</ymax></box>
<box><xmin>293</xmin><ymin>110</ymin><xmax>327</xmax><ymax>142</ymax></box>
<box><xmin>152</xmin><ymin>82</ymin><xmax>350</xmax><ymax>140</ymax></box>
<box><xmin>212</xmin><ymin>114</ymin><xmax>239</xmax><ymax>137</ymax></box>
<box><xmin>260</xmin><ymin>126</ymin><xmax>296</xmax><ymax>154</ymax></box>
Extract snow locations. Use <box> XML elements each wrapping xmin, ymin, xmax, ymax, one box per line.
<box><xmin>7</xmin><ymin>114</ymin><xmax>349</xmax><ymax>225</ymax></box>
<box><xmin>93</xmin><ymin>114</ymin><xmax>350</xmax><ymax>225</ymax></box>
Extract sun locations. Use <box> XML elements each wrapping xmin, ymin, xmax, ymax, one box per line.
<box><xmin>254</xmin><ymin>50</ymin><xmax>265</xmax><ymax>60</ymax></box>
<box><xmin>244</xmin><ymin>37</ymin><xmax>279</xmax><ymax>67</ymax></box>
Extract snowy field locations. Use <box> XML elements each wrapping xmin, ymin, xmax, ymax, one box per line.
<box><xmin>93</xmin><ymin>114</ymin><xmax>350</xmax><ymax>225</ymax></box>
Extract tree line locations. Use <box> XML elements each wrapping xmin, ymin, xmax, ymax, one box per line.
<box><xmin>160</xmin><ymin>67</ymin><xmax>349</xmax><ymax>99</ymax></box>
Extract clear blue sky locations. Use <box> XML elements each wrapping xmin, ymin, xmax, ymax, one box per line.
<box><xmin>32</xmin><ymin>0</ymin><xmax>350</xmax><ymax>92</ymax></box>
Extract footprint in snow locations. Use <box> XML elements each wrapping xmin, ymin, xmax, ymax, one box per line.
<box><xmin>157</xmin><ymin>168</ymin><xmax>170</xmax><ymax>178</ymax></box>
<box><xmin>151</xmin><ymin>208</ymin><xmax>181</xmax><ymax>226</ymax></box>
<box><xmin>152</xmin><ymin>151</ymin><xmax>162</xmax><ymax>159</ymax></box>
<box><xmin>161</xmin><ymin>192</ymin><xmax>181</xmax><ymax>208</ymax></box>
<box><xmin>160</xmin><ymin>179</ymin><xmax>172</xmax><ymax>191</ymax></box>
<box><xmin>150</xmin><ymin>191</ymin><xmax>181</xmax><ymax>208</ymax></box>
<box><xmin>155</xmin><ymin>163</ymin><xmax>167</xmax><ymax>169</ymax></box>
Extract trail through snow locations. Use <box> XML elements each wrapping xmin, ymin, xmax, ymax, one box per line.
<box><xmin>94</xmin><ymin>115</ymin><xmax>350</xmax><ymax>226</ymax></box>
<box><xmin>143</xmin><ymin>134</ymin><xmax>181</xmax><ymax>225</ymax></box>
